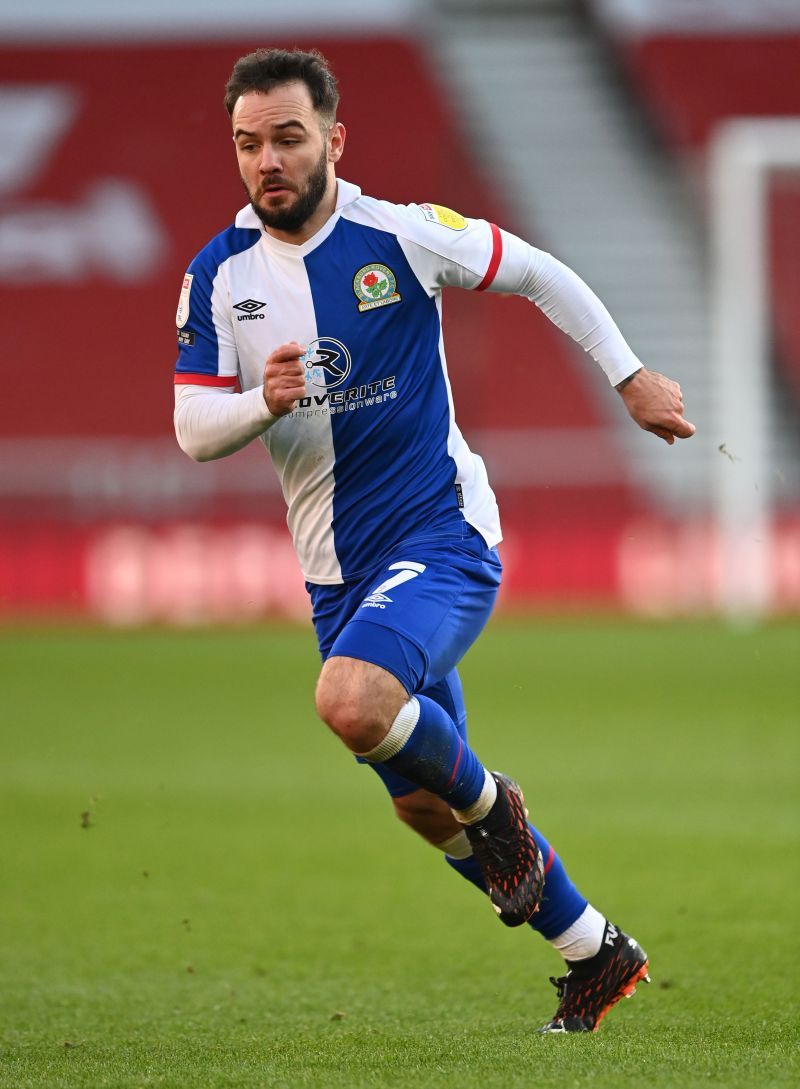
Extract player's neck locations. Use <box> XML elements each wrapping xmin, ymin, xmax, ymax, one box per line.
<box><xmin>263</xmin><ymin>175</ymin><xmax>339</xmax><ymax>246</ymax></box>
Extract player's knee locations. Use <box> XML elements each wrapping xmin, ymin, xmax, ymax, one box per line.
<box><xmin>315</xmin><ymin>656</ymin><xmax>410</xmax><ymax>749</ymax></box>
<box><xmin>316</xmin><ymin>689</ymin><xmax>373</xmax><ymax>750</ymax></box>
<box><xmin>315</xmin><ymin>661</ymin><xmax>392</xmax><ymax>752</ymax></box>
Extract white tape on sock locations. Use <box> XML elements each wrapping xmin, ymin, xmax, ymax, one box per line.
<box><xmin>450</xmin><ymin>768</ymin><xmax>497</xmax><ymax>825</ymax></box>
<box><xmin>357</xmin><ymin>697</ymin><xmax>420</xmax><ymax>763</ymax></box>
<box><xmin>435</xmin><ymin>830</ymin><xmax>473</xmax><ymax>859</ymax></box>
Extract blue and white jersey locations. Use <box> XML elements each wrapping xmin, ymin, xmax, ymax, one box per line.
<box><xmin>174</xmin><ymin>180</ymin><xmax>504</xmax><ymax>585</ymax></box>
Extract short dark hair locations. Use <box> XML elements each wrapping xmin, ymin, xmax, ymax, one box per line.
<box><xmin>224</xmin><ymin>48</ymin><xmax>339</xmax><ymax>124</ymax></box>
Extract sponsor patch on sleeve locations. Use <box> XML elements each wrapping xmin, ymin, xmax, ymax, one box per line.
<box><xmin>418</xmin><ymin>203</ymin><xmax>468</xmax><ymax>231</ymax></box>
<box><xmin>175</xmin><ymin>273</ymin><xmax>193</xmax><ymax>329</ymax></box>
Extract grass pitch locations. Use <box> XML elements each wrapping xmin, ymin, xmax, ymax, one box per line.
<box><xmin>1</xmin><ymin>618</ymin><xmax>798</xmax><ymax>1088</ymax></box>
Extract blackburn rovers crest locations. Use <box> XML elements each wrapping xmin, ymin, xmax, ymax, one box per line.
<box><xmin>353</xmin><ymin>263</ymin><xmax>402</xmax><ymax>313</ymax></box>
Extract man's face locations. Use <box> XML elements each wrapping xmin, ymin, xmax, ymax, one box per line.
<box><xmin>232</xmin><ymin>83</ymin><xmax>340</xmax><ymax>235</ymax></box>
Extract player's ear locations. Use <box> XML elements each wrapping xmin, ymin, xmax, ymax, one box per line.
<box><xmin>328</xmin><ymin>122</ymin><xmax>346</xmax><ymax>163</ymax></box>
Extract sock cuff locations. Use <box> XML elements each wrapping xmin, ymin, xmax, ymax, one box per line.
<box><xmin>548</xmin><ymin>903</ymin><xmax>605</xmax><ymax>961</ymax></box>
<box><xmin>357</xmin><ymin>697</ymin><xmax>420</xmax><ymax>762</ymax></box>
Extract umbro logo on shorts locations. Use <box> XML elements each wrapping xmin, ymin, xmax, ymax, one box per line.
<box><xmin>364</xmin><ymin>591</ymin><xmax>393</xmax><ymax>605</ymax></box>
<box><xmin>233</xmin><ymin>299</ymin><xmax>266</xmax><ymax>321</ymax></box>
<box><xmin>360</xmin><ymin>561</ymin><xmax>427</xmax><ymax>610</ymax></box>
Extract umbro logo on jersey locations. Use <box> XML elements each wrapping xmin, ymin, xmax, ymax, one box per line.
<box><xmin>233</xmin><ymin>298</ymin><xmax>266</xmax><ymax>321</ymax></box>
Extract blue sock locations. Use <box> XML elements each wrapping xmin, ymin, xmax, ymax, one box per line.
<box><xmin>445</xmin><ymin>822</ymin><xmax>587</xmax><ymax>940</ymax></box>
<box><xmin>374</xmin><ymin>694</ymin><xmax>487</xmax><ymax>810</ymax></box>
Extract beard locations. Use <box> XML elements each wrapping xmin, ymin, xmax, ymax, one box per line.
<box><xmin>245</xmin><ymin>145</ymin><xmax>330</xmax><ymax>234</ymax></box>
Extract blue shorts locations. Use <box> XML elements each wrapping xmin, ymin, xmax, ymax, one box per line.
<box><xmin>307</xmin><ymin>522</ymin><xmax>502</xmax><ymax>796</ymax></box>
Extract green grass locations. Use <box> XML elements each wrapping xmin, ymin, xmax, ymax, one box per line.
<box><xmin>1</xmin><ymin>618</ymin><xmax>798</xmax><ymax>1088</ymax></box>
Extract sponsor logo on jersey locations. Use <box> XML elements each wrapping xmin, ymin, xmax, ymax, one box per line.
<box><xmin>175</xmin><ymin>273</ymin><xmax>193</xmax><ymax>328</ymax></box>
<box><xmin>177</xmin><ymin>329</ymin><xmax>195</xmax><ymax>347</ymax></box>
<box><xmin>291</xmin><ymin>376</ymin><xmax>397</xmax><ymax>418</ymax></box>
<box><xmin>353</xmin><ymin>263</ymin><xmax>401</xmax><ymax>313</ymax></box>
<box><xmin>233</xmin><ymin>298</ymin><xmax>267</xmax><ymax>321</ymax></box>
<box><xmin>303</xmin><ymin>337</ymin><xmax>352</xmax><ymax>388</ymax></box>
<box><xmin>419</xmin><ymin>203</ymin><xmax>468</xmax><ymax>231</ymax></box>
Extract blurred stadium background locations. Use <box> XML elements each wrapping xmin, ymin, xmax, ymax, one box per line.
<box><xmin>2</xmin><ymin>0</ymin><xmax>800</xmax><ymax>626</ymax></box>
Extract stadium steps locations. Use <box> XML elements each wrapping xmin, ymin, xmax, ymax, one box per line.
<box><xmin>427</xmin><ymin>0</ymin><xmax>714</xmax><ymax>511</ymax></box>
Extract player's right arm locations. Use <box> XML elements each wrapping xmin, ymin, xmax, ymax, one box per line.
<box><xmin>171</xmin><ymin>246</ymin><xmax>305</xmax><ymax>461</ymax></box>
<box><xmin>175</xmin><ymin>383</ymin><xmax>274</xmax><ymax>462</ymax></box>
<box><xmin>174</xmin><ymin>342</ymin><xmax>306</xmax><ymax>462</ymax></box>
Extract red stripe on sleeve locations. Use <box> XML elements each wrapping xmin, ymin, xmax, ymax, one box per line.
<box><xmin>174</xmin><ymin>373</ymin><xmax>238</xmax><ymax>388</ymax></box>
<box><xmin>475</xmin><ymin>222</ymin><xmax>502</xmax><ymax>292</ymax></box>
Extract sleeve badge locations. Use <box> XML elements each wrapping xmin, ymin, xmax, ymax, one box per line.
<box><xmin>419</xmin><ymin>203</ymin><xmax>468</xmax><ymax>231</ymax></box>
<box><xmin>175</xmin><ymin>273</ymin><xmax>193</xmax><ymax>329</ymax></box>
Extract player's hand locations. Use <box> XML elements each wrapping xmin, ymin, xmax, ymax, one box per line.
<box><xmin>616</xmin><ymin>367</ymin><xmax>696</xmax><ymax>445</ymax></box>
<box><xmin>263</xmin><ymin>342</ymin><xmax>307</xmax><ymax>417</ymax></box>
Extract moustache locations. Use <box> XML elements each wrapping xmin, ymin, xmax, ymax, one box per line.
<box><xmin>259</xmin><ymin>178</ymin><xmax>298</xmax><ymax>196</ymax></box>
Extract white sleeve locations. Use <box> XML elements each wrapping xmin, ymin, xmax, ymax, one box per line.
<box><xmin>174</xmin><ymin>383</ymin><xmax>278</xmax><ymax>462</ymax></box>
<box><xmin>489</xmin><ymin>228</ymin><xmax>642</xmax><ymax>387</ymax></box>
<box><xmin>382</xmin><ymin>200</ymin><xmax>642</xmax><ymax>386</ymax></box>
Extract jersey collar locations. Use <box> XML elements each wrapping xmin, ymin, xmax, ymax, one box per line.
<box><xmin>235</xmin><ymin>178</ymin><xmax>362</xmax><ymax>255</ymax></box>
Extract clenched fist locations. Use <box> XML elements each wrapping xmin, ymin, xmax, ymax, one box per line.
<box><xmin>616</xmin><ymin>367</ymin><xmax>696</xmax><ymax>445</ymax></box>
<box><xmin>263</xmin><ymin>342</ymin><xmax>307</xmax><ymax>417</ymax></box>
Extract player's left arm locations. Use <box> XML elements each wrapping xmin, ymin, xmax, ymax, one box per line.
<box><xmin>487</xmin><ymin>229</ymin><xmax>695</xmax><ymax>444</ymax></box>
<box><xmin>397</xmin><ymin>203</ymin><xmax>694</xmax><ymax>444</ymax></box>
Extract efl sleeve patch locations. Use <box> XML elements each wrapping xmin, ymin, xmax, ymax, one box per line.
<box><xmin>418</xmin><ymin>203</ymin><xmax>468</xmax><ymax>231</ymax></box>
<box><xmin>174</xmin><ymin>255</ymin><xmax>237</xmax><ymax>383</ymax></box>
<box><xmin>175</xmin><ymin>273</ymin><xmax>193</xmax><ymax>328</ymax></box>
